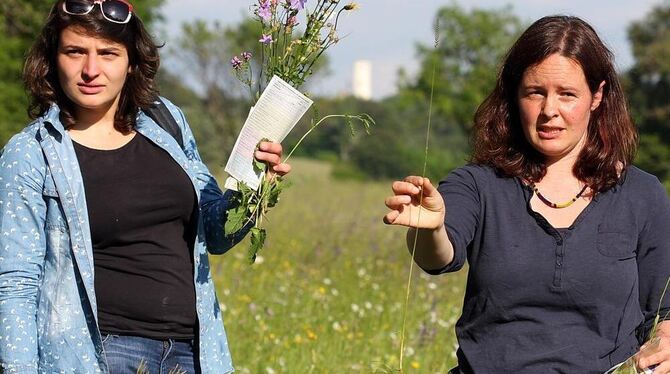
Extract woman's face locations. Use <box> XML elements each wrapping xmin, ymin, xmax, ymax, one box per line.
<box><xmin>57</xmin><ymin>26</ymin><xmax>130</xmax><ymax>119</ymax></box>
<box><xmin>517</xmin><ymin>53</ymin><xmax>604</xmax><ymax>163</ymax></box>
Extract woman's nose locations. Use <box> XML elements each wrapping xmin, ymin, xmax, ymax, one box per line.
<box><xmin>82</xmin><ymin>55</ymin><xmax>100</xmax><ymax>81</ymax></box>
<box><xmin>541</xmin><ymin>95</ymin><xmax>559</xmax><ymax>118</ymax></box>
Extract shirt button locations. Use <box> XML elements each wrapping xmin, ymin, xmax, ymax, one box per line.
<box><xmin>556</xmin><ymin>260</ymin><xmax>563</xmax><ymax>267</ymax></box>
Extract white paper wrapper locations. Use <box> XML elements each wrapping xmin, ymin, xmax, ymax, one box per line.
<box><xmin>224</xmin><ymin>75</ymin><xmax>313</xmax><ymax>191</ymax></box>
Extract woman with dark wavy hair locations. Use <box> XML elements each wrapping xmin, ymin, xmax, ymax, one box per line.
<box><xmin>384</xmin><ymin>15</ymin><xmax>670</xmax><ymax>373</ymax></box>
<box><xmin>0</xmin><ymin>1</ymin><xmax>290</xmax><ymax>373</ymax></box>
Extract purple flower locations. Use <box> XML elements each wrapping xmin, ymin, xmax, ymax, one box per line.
<box><xmin>258</xmin><ymin>1</ymin><xmax>272</xmax><ymax>20</ymax></box>
<box><xmin>259</xmin><ymin>34</ymin><xmax>274</xmax><ymax>44</ymax></box>
<box><xmin>241</xmin><ymin>51</ymin><xmax>253</xmax><ymax>61</ymax></box>
<box><xmin>290</xmin><ymin>0</ymin><xmax>306</xmax><ymax>10</ymax></box>
<box><xmin>230</xmin><ymin>56</ymin><xmax>243</xmax><ymax>70</ymax></box>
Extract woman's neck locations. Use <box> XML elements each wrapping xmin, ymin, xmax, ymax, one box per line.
<box><xmin>67</xmin><ymin>98</ymin><xmax>135</xmax><ymax>150</ymax></box>
<box><xmin>70</xmin><ymin>95</ymin><xmax>121</xmax><ymax>132</ymax></box>
<box><xmin>543</xmin><ymin>155</ymin><xmax>578</xmax><ymax>182</ymax></box>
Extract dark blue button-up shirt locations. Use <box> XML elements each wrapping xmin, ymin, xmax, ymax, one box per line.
<box><xmin>435</xmin><ymin>164</ymin><xmax>670</xmax><ymax>373</ymax></box>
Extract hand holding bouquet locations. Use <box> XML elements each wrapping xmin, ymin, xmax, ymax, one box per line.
<box><xmin>224</xmin><ymin>0</ymin><xmax>374</xmax><ymax>263</ymax></box>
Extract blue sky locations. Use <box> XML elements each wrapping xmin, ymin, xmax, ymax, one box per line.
<box><xmin>160</xmin><ymin>0</ymin><xmax>663</xmax><ymax>100</ymax></box>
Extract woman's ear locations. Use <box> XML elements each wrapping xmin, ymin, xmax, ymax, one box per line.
<box><xmin>591</xmin><ymin>81</ymin><xmax>606</xmax><ymax>111</ymax></box>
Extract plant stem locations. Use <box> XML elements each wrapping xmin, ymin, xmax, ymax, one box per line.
<box><xmin>283</xmin><ymin>114</ymin><xmax>344</xmax><ymax>163</ymax></box>
<box><xmin>399</xmin><ymin>19</ymin><xmax>439</xmax><ymax>373</ymax></box>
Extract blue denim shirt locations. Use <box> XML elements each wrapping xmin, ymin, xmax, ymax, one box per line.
<box><xmin>0</xmin><ymin>98</ymin><xmax>247</xmax><ymax>373</ymax></box>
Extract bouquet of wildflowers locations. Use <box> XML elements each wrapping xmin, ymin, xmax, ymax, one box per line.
<box><xmin>224</xmin><ymin>0</ymin><xmax>374</xmax><ymax>263</ymax></box>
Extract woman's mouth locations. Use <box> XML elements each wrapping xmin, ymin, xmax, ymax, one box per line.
<box><xmin>77</xmin><ymin>83</ymin><xmax>105</xmax><ymax>95</ymax></box>
<box><xmin>537</xmin><ymin>125</ymin><xmax>564</xmax><ymax>139</ymax></box>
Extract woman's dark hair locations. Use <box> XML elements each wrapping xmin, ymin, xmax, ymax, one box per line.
<box><xmin>23</xmin><ymin>0</ymin><xmax>160</xmax><ymax>133</ymax></box>
<box><xmin>471</xmin><ymin>15</ymin><xmax>637</xmax><ymax>193</ymax></box>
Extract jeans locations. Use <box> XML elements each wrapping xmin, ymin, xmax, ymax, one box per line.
<box><xmin>102</xmin><ymin>334</ymin><xmax>201</xmax><ymax>374</ymax></box>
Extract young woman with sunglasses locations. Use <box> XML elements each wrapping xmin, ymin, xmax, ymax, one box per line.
<box><xmin>0</xmin><ymin>1</ymin><xmax>290</xmax><ymax>373</ymax></box>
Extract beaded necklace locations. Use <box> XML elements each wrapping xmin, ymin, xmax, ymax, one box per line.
<box><xmin>531</xmin><ymin>183</ymin><xmax>588</xmax><ymax>209</ymax></box>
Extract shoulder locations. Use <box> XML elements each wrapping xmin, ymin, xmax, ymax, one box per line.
<box><xmin>157</xmin><ymin>96</ymin><xmax>187</xmax><ymax>124</ymax></box>
<box><xmin>443</xmin><ymin>164</ymin><xmax>511</xmax><ymax>189</ymax></box>
<box><xmin>614</xmin><ymin>166</ymin><xmax>670</xmax><ymax>224</ymax></box>
<box><xmin>154</xmin><ymin>96</ymin><xmax>196</xmax><ymax>138</ymax></box>
<box><xmin>620</xmin><ymin>166</ymin><xmax>666</xmax><ymax>194</ymax></box>
<box><xmin>0</xmin><ymin>121</ymin><xmax>47</xmax><ymax>190</ymax></box>
<box><xmin>2</xmin><ymin>121</ymin><xmax>44</xmax><ymax>160</ymax></box>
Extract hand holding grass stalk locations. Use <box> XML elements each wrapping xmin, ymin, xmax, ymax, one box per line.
<box><xmin>225</xmin><ymin>0</ymin><xmax>374</xmax><ymax>263</ymax></box>
<box><xmin>611</xmin><ymin>278</ymin><xmax>670</xmax><ymax>373</ymax></box>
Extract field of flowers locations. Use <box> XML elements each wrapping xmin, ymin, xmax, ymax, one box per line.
<box><xmin>210</xmin><ymin>159</ymin><xmax>466</xmax><ymax>373</ymax></box>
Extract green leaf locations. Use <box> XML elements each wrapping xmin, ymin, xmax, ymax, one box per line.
<box><xmin>253</xmin><ymin>158</ymin><xmax>267</xmax><ymax>173</ymax></box>
<box><xmin>266</xmin><ymin>177</ymin><xmax>284</xmax><ymax>208</ymax></box>
<box><xmin>224</xmin><ymin>205</ymin><xmax>249</xmax><ymax>235</ymax></box>
<box><xmin>248</xmin><ymin>227</ymin><xmax>267</xmax><ymax>264</ymax></box>
<box><xmin>346</xmin><ymin>115</ymin><xmax>356</xmax><ymax>136</ymax></box>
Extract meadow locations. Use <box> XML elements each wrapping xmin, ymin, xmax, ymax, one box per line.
<box><xmin>210</xmin><ymin>159</ymin><xmax>466</xmax><ymax>373</ymax></box>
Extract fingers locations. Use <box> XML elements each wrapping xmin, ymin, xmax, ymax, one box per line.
<box><xmin>255</xmin><ymin>141</ymin><xmax>292</xmax><ymax>176</ymax></box>
<box><xmin>384</xmin><ymin>175</ymin><xmax>445</xmax><ymax>228</ymax></box>
<box><xmin>421</xmin><ymin>177</ymin><xmax>438</xmax><ymax>196</ymax></box>
<box><xmin>393</xmin><ymin>176</ymin><xmax>438</xmax><ymax>197</ymax></box>
<box><xmin>271</xmin><ymin>163</ymin><xmax>291</xmax><ymax>176</ymax></box>
<box><xmin>385</xmin><ymin>195</ymin><xmax>412</xmax><ymax>208</ymax></box>
<box><xmin>383</xmin><ymin>210</ymin><xmax>400</xmax><ymax>225</ymax></box>
<box><xmin>255</xmin><ymin>150</ymin><xmax>281</xmax><ymax>166</ymax></box>
<box><xmin>258</xmin><ymin>141</ymin><xmax>282</xmax><ymax>155</ymax></box>
<box><xmin>255</xmin><ymin>141</ymin><xmax>283</xmax><ymax>165</ymax></box>
<box><xmin>637</xmin><ymin>337</ymin><xmax>670</xmax><ymax>371</ymax></box>
<box><xmin>392</xmin><ymin>179</ymin><xmax>421</xmax><ymax>196</ymax></box>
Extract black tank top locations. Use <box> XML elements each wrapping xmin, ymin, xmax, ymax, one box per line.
<box><xmin>73</xmin><ymin>133</ymin><xmax>198</xmax><ymax>339</ymax></box>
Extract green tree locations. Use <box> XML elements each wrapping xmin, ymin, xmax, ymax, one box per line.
<box><xmin>401</xmin><ymin>4</ymin><xmax>523</xmax><ymax>137</ymax></box>
<box><xmin>625</xmin><ymin>1</ymin><xmax>670</xmax><ymax>182</ymax></box>
<box><xmin>345</xmin><ymin>4</ymin><xmax>523</xmax><ymax>180</ymax></box>
<box><xmin>0</xmin><ymin>0</ymin><xmax>165</xmax><ymax>147</ymax></box>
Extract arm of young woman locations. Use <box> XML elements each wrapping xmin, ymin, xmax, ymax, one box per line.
<box><xmin>167</xmin><ymin>101</ymin><xmax>289</xmax><ymax>254</ymax></box>
<box><xmin>0</xmin><ymin>133</ymin><xmax>47</xmax><ymax>372</ymax></box>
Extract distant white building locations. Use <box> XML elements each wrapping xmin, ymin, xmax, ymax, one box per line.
<box><xmin>352</xmin><ymin>60</ymin><xmax>372</xmax><ymax>100</ymax></box>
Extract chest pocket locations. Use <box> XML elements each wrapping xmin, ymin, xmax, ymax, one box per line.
<box><xmin>42</xmin><ymin>173</ymin><xmax>68</xmax><ymax>233</ymax></box>
<box><xmin>597</xmin><ymin>225</ymin><xmax>637</xmax><ymax>259</ymax></box>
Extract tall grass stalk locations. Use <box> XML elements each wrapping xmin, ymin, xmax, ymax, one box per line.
<box><xmin>398</xmin><ymin>20</ymin><xmax>440</xmax><ymax>372</ymax></box>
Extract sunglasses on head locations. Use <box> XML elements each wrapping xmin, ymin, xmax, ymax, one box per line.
<box><xmin>62</xmin><ymin>0</ymin><xmax>134</xmax><ymax>24</ymax></box>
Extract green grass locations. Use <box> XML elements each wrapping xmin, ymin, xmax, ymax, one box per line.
<box><xmin>210</xmin><ymin>159</ymin><xmax>466</xmax><ymax>373</ymax></box>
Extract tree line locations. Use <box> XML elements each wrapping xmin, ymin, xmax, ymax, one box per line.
<box><xmin>2</xmin><ymin>2</ymin><xmax>669</xmax><ymax>187</ymax></box>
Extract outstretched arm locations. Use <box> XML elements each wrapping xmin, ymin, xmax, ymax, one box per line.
<box><xmin>384</xmin><ymin>176</ymin><xmax>454</xmax><ymax>271</ymax></box>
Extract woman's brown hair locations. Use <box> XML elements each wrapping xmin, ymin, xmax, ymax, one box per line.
<box><xmin>471</xmin><ymin>15</ymin><xmax>637</xmax><ymax>193</ymax></box>
<box><xmin>23</xmin><ymin>0</ymin><xmax>160</xmax><ymax>133</ymax></box>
